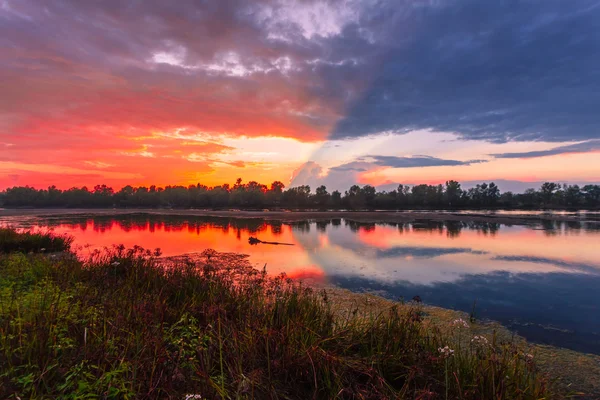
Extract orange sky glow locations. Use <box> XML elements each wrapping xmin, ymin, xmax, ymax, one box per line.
<box><xmin>1</xmin><ymin>0</ymin><xmax>599</xmax><ymax>192</ymax></box>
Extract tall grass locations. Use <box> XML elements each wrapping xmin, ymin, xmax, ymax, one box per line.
<box><xmin>0</xmin><ymin>227</ymin><xmax>73</xmax><ymax>253</ymax></box>
<box><xmin>0</xmin><ymin>230</ymin><xmax>553</xmax><ymax>399</ymax></box>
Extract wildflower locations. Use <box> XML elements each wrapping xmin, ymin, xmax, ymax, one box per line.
<box><xmin>471</xmin><ymin>335</ymin><xmax>489</xmax><ymax>346</ymax></box>
<box><xmin>525</xmin><ymin>353</ymin><xmax>534</xmax><ymax>360</ymax></box>
<box><xmin>438</xmin><ymin>346</ymin><xmax>455</xmax><ymax>357</ymax></box>
<box><xmin>111</xmin><ymin>261</ymin><xmax>120</xmax><ymax>266</ymax></box>
<box><xmin>40</xmin><ymin>248</ymin><xmax>46</xmax><ymax>251</ymax></box>
<box><xmin>184</xmin><ymin>395</ymin><xmax>202</xmax><ymax>400</ymax></box>
<box><xmin>452</xmin><ymin>318</ymin><xmax>469</xmax><ymax>328</ymax></box>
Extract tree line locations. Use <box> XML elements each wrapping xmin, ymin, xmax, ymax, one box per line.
<box><xmin>1</xmin><ymin>179</ymin><xmax>599</xmax><ymax>210</ymax></box>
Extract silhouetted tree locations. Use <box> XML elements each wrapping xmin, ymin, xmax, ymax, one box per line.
<box><xmin>445</xmin><ymin>180</ymin><xmax>463</xmax><ymax>207</ymax></box>
<box><xmin>314</xmin><ymin>185</ymin><xmax>330</xmax><ymax>209</ymax></box>
<box><xmin>2</xmin><ymin>180</ymin><xmax>598</xmax><ymax>210</ymax></box>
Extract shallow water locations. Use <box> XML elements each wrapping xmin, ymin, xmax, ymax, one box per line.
<box><xmin>3</xmin><ymin>213</ymin><xmax>600</xmax><ymax>354</ymax></box>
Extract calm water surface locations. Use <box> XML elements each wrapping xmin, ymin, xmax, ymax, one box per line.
<box><xmin>3</xmin><ymin>214</ymin><xmax>600</xmax><ymax>354</ymax></box>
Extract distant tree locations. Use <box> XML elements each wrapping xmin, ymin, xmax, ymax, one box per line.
<box><xmin>92</xmin><ymin>184</ymin><xmax>114</xmax><ymax>207</ymax></box>
<box><xmin>314</xmin><ymin>185</ymin><xmax>330</xmax><ymax>209</ymax></box>
<box><xmin>115</xmin><ymin>185</ymin><xmax>134</xmax><ymax>207</ymax></box>
<box><xmin>266</xmin><ymin>181</ymin><xmax>285</xmax><ymax>207</ymax></box>
<box><xmin>520</xmin><ymin>188</ymin><xmax>539</xmax><ymax>208</ymax></box>
<box><xmin>444</xmin><ymin>180</ymin><xmax>463</xmax><ymax>207</ymax></box>
<box><xmin>344</xmin><ymin>185</ymin><xmax>365</xmax><ymax>209</ymax></box>
<box><xmin>582</xmin><ymin>185</ymin><xmax>600</xmax><ymax>207</ymax></box>
<box><xmin>564</xmin><ymin>185</ymin><xmax>581</xmax><ymax>207</ymax></box>
<box><xmin>1</xmin><ymin>179</ymin><xmax>598</xmax><ymax>210</ymax></box>
<box><xmin>540</xmin><ymin>182</ymin><xmax>559</xmax><ymax>205</ymax></box>
<box><xmin>362</xmin><ymin>185</ymin><xmax>377</xmax><ymax>208</ymax></box>
<box><xmin>331</xmin><ymin>190</ymin><xmax>342</xmax><ymax>208</ymax></box>
<box><xmin>486</xmin><ymin>182</ymin><xmax>500</xmax><ymax>206</ymax></box>
<box><xmin>282</xmin><ymin>186</ymin><xmax>311</xmax><ymax>208</ymax></box>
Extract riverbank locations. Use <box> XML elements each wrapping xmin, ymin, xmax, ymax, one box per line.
<box><xmin>322</xmin><ymin>286</ymin><xmax>600</xmax><ymax>398</ymax></box>
<box><xmin>2</xmin><ymin>207</ymin><xmax>600</xmax><ymax>226</ymax></box>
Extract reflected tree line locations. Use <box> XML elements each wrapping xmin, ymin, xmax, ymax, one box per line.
<box><xmin>2</xmin><ymin>179</ymin><xmax>599</xmax><ymax>210</ymax></box>
<box><xmin>44</xmin><ymin>216</ymin><xmax>283</xmax><ymax>236</ymax></box>
<box><xmin>42</xmin><ymin>215</ymin><xmax>597</xmax><ymax>238</ymax></box>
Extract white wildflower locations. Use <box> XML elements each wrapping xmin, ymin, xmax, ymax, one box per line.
<box><xmin>111</xmin><ymin>261</ymin><xmax>120</xmax><ymax>266</ymax></box>
<box><xmin>438</xmin><ymin>346</ymin><xmax>455</xmax><ymax>357</ymax></box>
<box><xmin>452</xmin><ymin>318</ymin><xmax>469</xmax><ymax>328</ymax></box>
<box><xmin>470</xmin><ymin>335</ymin><xmax>489</xmax><ymax>346</ymax></box>
<box><xmin>184</xmin><ymin>395</ymin><xmax>202</xmax><ymax>400</ymax></box>
<box><xmin>40</xmin><ymin>248</ymin><xmax>46</xmax><ymax>251</ymax></box>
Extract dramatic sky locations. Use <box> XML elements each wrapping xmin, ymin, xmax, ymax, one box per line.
<box><xmin>1</xmin><ymin>0</ymin><xmax>600</xmax><ymax>191</ymax></box>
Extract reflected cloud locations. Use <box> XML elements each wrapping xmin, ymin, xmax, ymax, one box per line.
<box><xmin>376</xmin><ymin>246</ymin><xmax>486</xmax><ymax>259</ymax></box>
<box><xmin>492</xmin><ymin>255</ymin><xmax>600</xmax><ymax>275</ymax></box>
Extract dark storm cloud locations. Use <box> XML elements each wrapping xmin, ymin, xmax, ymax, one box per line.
<box><xmin>365</xmin><ymin>155</ymin><xmax>486</xmax><ymax>168</ymax></box>
<box><xmin>491</xmin><ymin>139</ymin><xmax>600</xmax><ymax>159</ymax></box>
<box><xmin>329</xmin><ymin>0</ymin><xmax>600</xmax><ymax>143</ymax></box>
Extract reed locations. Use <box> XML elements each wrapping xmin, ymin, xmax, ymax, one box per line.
<box><xmin>0</xmin><ymin>227</ymin><xmax>73</xmax><ymax>254</ymax></box>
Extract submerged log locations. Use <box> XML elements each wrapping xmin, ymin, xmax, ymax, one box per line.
<box><xmin>248</xmin><ymin>236</ymin><xmax>294</xmax><ymax>246</ymax></box>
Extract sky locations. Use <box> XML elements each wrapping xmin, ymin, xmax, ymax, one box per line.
<box><xmin>1</xmin><ymin>0</ymin><xmax>600</xmax><ymax>192</ymax></box>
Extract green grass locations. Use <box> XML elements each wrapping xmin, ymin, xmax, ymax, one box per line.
<box><xmin>0</xmin><ymin>229</ymin><xmax>554</xmax><ymax>399</ymax></box>
<box><xmin>0</xmin><ymin>227</ymin><xmax>73</xmax><ymax>254</ymax></box>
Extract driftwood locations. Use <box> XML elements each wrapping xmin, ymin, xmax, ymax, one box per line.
<box><xmin>248</xmin><ymin>237</ymin><xmax>294</xmax><ymax>246</ymax></box>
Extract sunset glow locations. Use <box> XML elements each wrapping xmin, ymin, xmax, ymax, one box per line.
<box><xmin>1</xmin><ymin>1</ymin><xmax>599</xmax><ymax>191</ymax></box>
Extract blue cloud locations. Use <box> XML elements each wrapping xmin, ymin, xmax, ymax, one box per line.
<box><xmin>365</xmin><ymin>155</ymin><xmax>486</xmax><ymax>168</ymax></box>
<box><xmin>491</xmin><ymin>139</ymin><xmax>600</xmax><ymax>158</ymax></box>
<box><xmin>329</xmin><ymin>0</ymin><xmax>600</xmax><ymax>143</ymax></box>
<box><xmin>376</xmin><ymin>246</ymin><xmax>485</xmax><ymax>259</ymax></box>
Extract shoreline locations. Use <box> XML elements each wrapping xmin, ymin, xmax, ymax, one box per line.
<box><xmin>322</xmin><ymin>286</ymin><xmax>600</xmax><ymax>398</ymax></box>
<box><xmin>2</xmin><ymin>208</ymin><xmax>599</xmax><ymax>226</ymax></box>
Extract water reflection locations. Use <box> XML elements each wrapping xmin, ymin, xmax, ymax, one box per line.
<box><xmin>3</xmin><ymin>214</ymin><xmax>599</xmax><ymax>354</ymax></box>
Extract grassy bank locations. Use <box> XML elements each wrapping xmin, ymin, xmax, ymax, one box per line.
<box><xmin>0</xmin><ymin>227</ymin><xmax>73</xmax><ymax>254</ymax></box>
<box><xmin>1</xmin><ymin>230</ymin><xmax>555</xmax><ymax>399</ymax></box>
